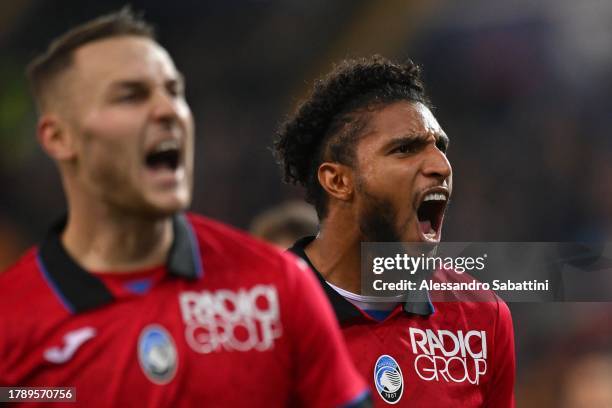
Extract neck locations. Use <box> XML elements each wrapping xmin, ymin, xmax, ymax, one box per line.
<box><xmin>305</xmin><ymin>211</ymin><xmax>362</xmax><ymax>293</ymax></box>
<box><xmin>62</xmin><ymin>201</ymin><xmax>174</xmax><ymax>273</ymax></box>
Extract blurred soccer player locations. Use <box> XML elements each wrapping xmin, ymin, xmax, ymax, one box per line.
<box><xmin>0</xmin><ymin>9</ymin><xmax>370</xmax><ymax>407</ymax></box>
<box><xmin>250</xmin><ymin>200</ymin><xmax>318</xmax><ymax>249</ymax></box>
<box><xmin>275</xmin><ymin>56</ymin><xmax>515</xmax><ymax>407</ymax></box>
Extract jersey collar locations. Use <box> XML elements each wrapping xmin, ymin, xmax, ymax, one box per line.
<box><xmin>37</xmin><ymin>213</ymin><xmax>203</xmax><ymax>314</ymax></box>
<box><xmin>289</xmin><ymin>236</ymin><xmax>434</xmax><ymax>323</ymax></box>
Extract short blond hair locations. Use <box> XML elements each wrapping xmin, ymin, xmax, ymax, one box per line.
<box><xmin>26</xmin><ymin>7</ymin><xmax>154</xmax><ymax>112</ymax></box>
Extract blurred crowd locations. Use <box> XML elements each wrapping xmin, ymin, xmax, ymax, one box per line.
<box><xmin>1</xmin><ymin>1</ymin><xmax>611</xmax><ymax>406</ymax></box>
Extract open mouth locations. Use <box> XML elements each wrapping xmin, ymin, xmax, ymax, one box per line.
<box><xmin>145</xmin><ymin>140</ymin><xmax>181</xmax><ymax>171</ymax></box>
<box><xmin>416</xmin><ymin>190</ymin><xmax>448</xmax><ymax>241</ymax></box>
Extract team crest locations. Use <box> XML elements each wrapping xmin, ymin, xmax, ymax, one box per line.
<box><xmin>138</xmin><ymin>324</ymin><xmax>178</xmax><ymax>384</ymax></box>
<box><xmin>374</xmin><ymin>355</ymin><xmax>404</xmax><ymax>404</ymax></box>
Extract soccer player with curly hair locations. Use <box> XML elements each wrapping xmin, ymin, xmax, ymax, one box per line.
<box><xmin>276</xmin><ymin>56</ymin><xmax>515</xmax><ymax>407</ymax></box>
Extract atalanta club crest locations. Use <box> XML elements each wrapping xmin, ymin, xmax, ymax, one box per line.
<box><xmin>374</xmin><ymin>355</ymin><xmax>404</xmax><ymax>404</ymax></box>
<box><xmin>138</xmin><ymin>324</ymin><xmax>178</xmax><ymax>384</ymax></box>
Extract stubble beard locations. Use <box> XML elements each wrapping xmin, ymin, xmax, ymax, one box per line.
<box><xmin>355</xmin><ymin>173</ymin><xmax>404</xmax><ymax>243</ymax></box>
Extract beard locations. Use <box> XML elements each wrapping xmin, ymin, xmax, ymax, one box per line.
<box><xmin>357</xmin><ymin>185</ymin><xmax>404</xmax><ymax>243</ymax></box>
<box><xmin>356</xmin><ymin>181</ymin><xmax>439</xmax><ymax>286</ymax></box>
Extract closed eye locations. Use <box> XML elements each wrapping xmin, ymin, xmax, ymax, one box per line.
<box><xmin>110</xmin><ymin>83</ymin><xmax>149</xmax><ymax>103</ymax></box>
<box><xmin>115</xmin><ymin>91</ymin><xmax>146</xmax><ymax>102</ymax></box>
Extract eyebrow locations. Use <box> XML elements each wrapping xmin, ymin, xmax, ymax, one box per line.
<box><xmin>385</xmin><ymin>132</ymin><xmax>450</xmax><ymax>149</ymax></box>
<box><xmin>107</xmin><ymin>73</ymin><xmax>185</xmax><ymax>92</ymax></box>
<box><xmin>107</xmin><ymin>80</ymin><xmax>147</xmax><ymax>92</ymax></box>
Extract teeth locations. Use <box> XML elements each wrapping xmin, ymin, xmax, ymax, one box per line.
<box><xmin>152</xmin><ymin>140</ymin><xmax>179</xmax><ymax>154</ymax></box>
<box><xmin>423</xmin><ymin>193</ymin><xmax>447</xmax><ymax>202</ymax></box>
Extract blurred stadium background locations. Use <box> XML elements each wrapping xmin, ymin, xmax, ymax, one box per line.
<box><xmin>1</xmin><ymin>1</ymin><xmax>611</xmax><ymax>406</ymax></box>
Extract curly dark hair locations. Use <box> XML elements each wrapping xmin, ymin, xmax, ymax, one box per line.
<box><xmin>274</xmin><ymin>55</ymin><xmax>431</xmax><ymax>219</ymax></box>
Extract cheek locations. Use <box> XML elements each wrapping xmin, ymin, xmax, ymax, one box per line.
<box><xmin>81</xmin><ymin>108</ymin><xmax>144</xmax><ymax>151</ymax></box>
<box><xmin>355</xmin><ymin>154</ymin><xmax>388</xmax><ymax>193</ymax></box>
<box><xmin>80</xmin><ymin>137</ymin><xmax>132</xmax><ymax>187</ymax></box>
<box><xmin>358</xmin><ymin>159</ymin><xmax>417</xmax><ymax>196</ymax></box>
<box><xmin>77</xmin><ymin>112</ymin><xmax>142</xmax><ymax>177</ymax></box>
<box><xmin>81</xmin><ymin>108</ymin><xmax>144</xmax><ymax>142</ymax></box>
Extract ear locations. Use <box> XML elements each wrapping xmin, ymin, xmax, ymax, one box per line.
<box><xmin>317</xmin><ymin>162</ymin><xmax>354</xmax><ymax>202</ymax></box>
<box><xmin>37</xmin><ymin>114</ymin><xmax>77</xmax><ymax>161</ymax></box>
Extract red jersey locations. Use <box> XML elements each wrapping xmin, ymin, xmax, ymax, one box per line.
<box><xmin>0</xmin><ymin>214</ymin><xmax>369</xmax><ymax>407</ymax></box>
<box><xmin>290</xmin><ymin>236</ymin><xmax>515</xmax><ymax>408</ymax></box>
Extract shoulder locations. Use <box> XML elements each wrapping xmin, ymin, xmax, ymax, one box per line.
<box><xmin>186</xmin><ymin>212</ymin><xmax>304</xmax><ymax>279</ymax></box>
<box><xmin>0</xmin><ymin>247</ymin><xmax>69</xmax><ymax>380</ymax></box>
<box><xmin>0</xmin><ymin>247</ymin><xmax>41</xmax><ymax>299</ymax></box>
<box><xmin>0</xmin><ymin>246</ymin><xmax>69</xmax><ymax>313</ymax></box>
<box><xmin>187</xmin><ymin>212</ymin><xmax>283</xmax><ymax>260</ymax></box>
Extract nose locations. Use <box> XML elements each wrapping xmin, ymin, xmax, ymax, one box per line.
<box><xmin>150</xmin><ymin>89</ymin><xmax>181</xmax><ymax>127</ymax></box>
<box><xmin>421</xmin><ymin>144</ymin><xmax>452</xmax><ymax>183</ymax></box>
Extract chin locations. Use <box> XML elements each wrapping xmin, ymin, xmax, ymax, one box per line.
<box><xmin>142</xmin><ymin>192</ymin><xmax>191</xmax><ymax>217</ymax></box>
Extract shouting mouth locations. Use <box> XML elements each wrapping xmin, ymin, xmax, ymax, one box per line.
<box><xmin>146</xmin><ymin>139</ymin><xmax>181</xmax><ymax>170</ymax></box>
<box><xmin>143</xmin><ymin>138</ymin><xmax>185</xmax><ymax>185</ymax></box>
<box><xmin>416</xmin><ymin>187</ymin><xmax>449</xmax><ymax>242</ymax></box>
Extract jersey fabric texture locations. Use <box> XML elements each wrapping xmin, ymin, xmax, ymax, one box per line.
<box><xmin>0</xmin><ymin>214</ymin><xmax>369</xmax><ymax>407</ymax></box>
<box><xmin>289</xmin><ymin>236</ymin><xmax>515</xmax><ymax>408</ymax></box>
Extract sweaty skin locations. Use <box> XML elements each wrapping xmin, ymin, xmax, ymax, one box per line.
<box><xmin>306</xmin><ymin>101</ymin><xmax>452</xmax><ymax>293</ymax></box>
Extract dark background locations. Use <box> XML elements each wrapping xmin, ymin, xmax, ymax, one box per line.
<box><xmin>1</xmin><ymin>1</ymin><xmax>611</xmax><ymax>406</ymax></box>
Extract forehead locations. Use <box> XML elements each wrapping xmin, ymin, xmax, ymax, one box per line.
<box><xmin>365</xmin><ymin>101</ymin><xmax>444</xmax><ymax>141</ymax></box>
<box><xmin>70</xmin><ymin>36</ymin><xmax>178</xmax><ymax>87</ymax></box>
